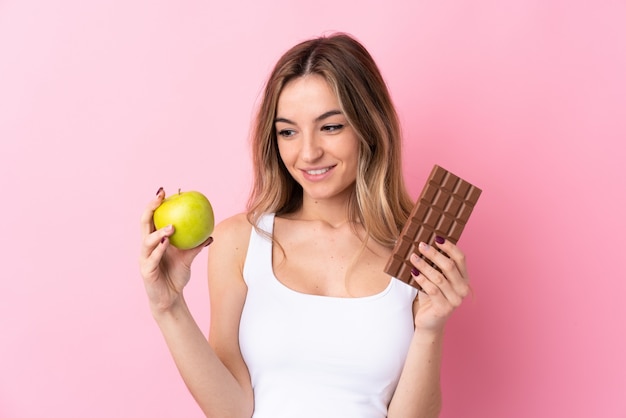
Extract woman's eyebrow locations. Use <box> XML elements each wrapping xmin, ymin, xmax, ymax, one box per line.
<box><xmin>315</xmin><ymin>109</ymin><xmax>343</xmax><ymax>122</ymax></box>
<box><xmin>274</xmin><ymin>116</ymin><xmax>294</xmax><ymax>124</ymax></box>
<box><xmin>274</xmin><ymin>109</ymin><xmax>343</xmax><ymax>125</ymax></box>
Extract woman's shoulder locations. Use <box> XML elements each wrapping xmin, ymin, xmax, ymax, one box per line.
<box><xmin>207</xmin><ymin>212</ymin><xmax>255</xmax><ymax>276</ymax></box>
<box><xmin>213</xmin><ymin>212</ymin><xmax>253</xmax><ymax>243</ymax></box>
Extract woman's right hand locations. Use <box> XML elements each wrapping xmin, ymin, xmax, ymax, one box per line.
<box><xmin>139</xmin><ymin>187</ymin><xmax>212</xmax><ymax>314</ymax></box>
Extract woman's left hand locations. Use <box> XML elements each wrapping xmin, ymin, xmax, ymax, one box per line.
<box><xmin>410</xmin><ymin>237</ymin><xmax>470</xmax><ymax>332</ymax></box>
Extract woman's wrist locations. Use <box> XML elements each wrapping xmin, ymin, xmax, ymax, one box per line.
<box><xmin>150</xmin><ymin>294</ymin><xmax>188</xmax><ymax>322</ymax></box>
<box><xmin>413</xmin><ymin>325</ymin><xmax>445</xmax><ymax>343</ymax></box>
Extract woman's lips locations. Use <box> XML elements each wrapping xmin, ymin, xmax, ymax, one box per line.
<box><xmin>300</xmin><ymin>165</ymin><xmax>336</xmax><ymax>180</ymax></box>
<box><xmin>305</xmin><ymin>167</ymin><xmax>331</xmax><ymax>175</ymax></box>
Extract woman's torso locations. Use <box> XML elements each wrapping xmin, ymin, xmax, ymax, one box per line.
<box><xmin>239</xmin><ymin>213</ymin><xmax>418</xmax><ymax>418</ymax></box>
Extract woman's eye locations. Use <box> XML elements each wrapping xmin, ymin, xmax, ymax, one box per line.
<box><xmin>323</xmin><ymin>124</ymin><xmax>344</xmax><ymax>132</ymax></box>
<box><xmin>277</xmin><ymin>129</ymin><xmax>296</xmax><ymax>138</ymax></box>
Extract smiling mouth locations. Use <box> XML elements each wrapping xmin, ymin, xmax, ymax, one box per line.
<box><xmin>304</xmin><ymin>166</ymin><xmax>334</xmax><ymax>175</ymax></box>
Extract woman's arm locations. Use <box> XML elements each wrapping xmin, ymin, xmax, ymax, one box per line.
<box><xmin>388</xmin><ymin>239</ymin><xmax>470</xmax><ymax>418</ymax></box>
<box><xmin>387</xmin><ymin>304</ymin><xmax>444</xmax><ymax>418</ymax></box>
<box><xmin>140</xmin><ymin>191</ymin><xmax>253</xmax><ymax>417</ymax></box>
<box><xmin>153</xmin><ymin>294</ymin><xmax>253</xmax><ymax>418</ymax></box>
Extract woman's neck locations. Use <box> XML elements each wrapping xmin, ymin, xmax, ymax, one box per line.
<box><xmin>292</xmin><ymin>195</ymin><xmax>354</xmax><ymax>228</ymax></box>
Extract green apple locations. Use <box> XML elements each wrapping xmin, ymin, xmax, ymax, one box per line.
<box><xmin>153</xmin><ymin>190</ymin><xmax>215</xmax><ymax>250</ymax></box>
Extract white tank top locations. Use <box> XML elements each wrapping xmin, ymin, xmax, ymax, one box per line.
<box><xmin>239</xmin><ymin>213</ymin><xmax>418</xmax><ymax>418</ymax></box>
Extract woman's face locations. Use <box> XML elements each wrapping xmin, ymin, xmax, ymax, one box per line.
<box><xmin>275</xmin><ymin>75</ymin><xmax>359</xmax><ymax>204</ymax></box>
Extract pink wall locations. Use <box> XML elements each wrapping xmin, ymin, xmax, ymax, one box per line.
<box><xmin>1</xmin><ymin>1</ymin><xmax>624</xmax><ymax>417</ymax></box>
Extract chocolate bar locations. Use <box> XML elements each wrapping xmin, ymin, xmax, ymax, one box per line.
<box><xmin>384</xmin><ymin>165</ymin><xmax>482</xmax><ymax>289</ymax></box>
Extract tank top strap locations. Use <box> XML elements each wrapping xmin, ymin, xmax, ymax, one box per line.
<box><xmin>242</xmin><ymin>213</ymin><xmax>275</xmax><ymax>287</ymax></box>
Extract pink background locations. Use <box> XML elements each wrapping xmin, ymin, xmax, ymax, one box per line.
<box><xmin>1</xmin><ymin>1</ymin><xmax>625</xmax><ymax>417</ymax></box>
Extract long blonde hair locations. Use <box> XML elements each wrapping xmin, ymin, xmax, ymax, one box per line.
<box><xmin>247</xmin><ymin>33</ymin><xmax>413</xmax><ymax>247</ymax></box>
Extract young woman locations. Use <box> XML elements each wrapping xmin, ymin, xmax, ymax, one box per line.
<box><xmin>139</xmin><ymin>33</ymin><xmax>470</xmax><ymax>418</ymax></box>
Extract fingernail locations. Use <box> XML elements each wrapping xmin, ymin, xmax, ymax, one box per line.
<box><xmin>205</xmin><ymin>237</ymin><xmax>214</xmax><ymax>247</ymax></box>
<box><xmin>156</xmin><ymin>187</ymin><xmax>164</xmax><ymax>196</ymax></box>
<box><xmin>435</xmin><ymin>236</ymin><xmax>445</xmax><ymax>244</ymax></box>
<box><xmin>411</xmin><ymin>267</ymin><xmax>420</xmax><ymax>276</ymax></box>
<box><xmin>160</xmin><ymin>237</ymin><xmax>166</xmax><ymax>244</ymax></box>
<box><xmin>419</xmin><ymin>242</ymin><xmax>429</xmax><ymax>250</ymax></box>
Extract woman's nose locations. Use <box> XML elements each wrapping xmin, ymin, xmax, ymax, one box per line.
<box><xmin>300</xmin><ymin>132</ymin><xmax>323</xmax><ymax>162</ymax></box>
